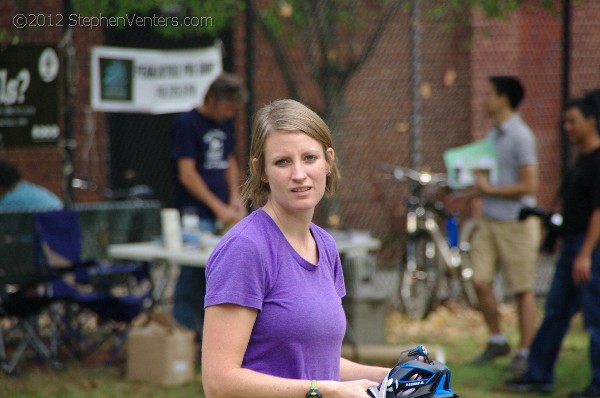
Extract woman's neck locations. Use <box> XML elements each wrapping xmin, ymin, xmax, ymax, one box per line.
<box><xmin>263</xmin><ymin>203</ymin><xmax>318</xmax><ymax>263</ymax></box>
<box><xmin>262</xmin><ymin>203</ymin><xmax>313</xmax><ymax>242</ymax></box>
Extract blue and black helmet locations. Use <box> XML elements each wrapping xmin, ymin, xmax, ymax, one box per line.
<box><xmin>368</xmin><ymin>345</ymin><xmax>458</xmax><ymax>398</ymax></box>
<box><xmin>384</xmin><ymin>359</ymin><xmax>458</xmax><ymax>398</ymax></box>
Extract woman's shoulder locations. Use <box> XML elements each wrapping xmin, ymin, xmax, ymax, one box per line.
<box><xmin>215</xmin><ymin>210</ymin><xmax>275</xmax><ymax>250</ymax></box>
<box><xmin>206</xmin><ymin>210</ymin><xmax>281</xmax><ymax>281</ymax></box>
<box><xmin>310</xmin><ymin>223</ymin><xmax>338</xmax><ymax>253</ymax></box>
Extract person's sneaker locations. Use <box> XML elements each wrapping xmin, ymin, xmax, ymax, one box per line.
<box><xmin>509</xmin><ymin>352</ymin><xmax>528</xmax><ymax>376</ymax></box>
<box><xmin>568</xmin><ymin>385</ymin><xmax>600</xmax><ymax>398</ymax></box>
<box><xmin>503</xmin><ymin>375</ymin><xmax>554</xmax><ymax>393</ymax></box>
<box><xmin>471</xmin><ymin>341</ymin><xmax>510</xmax><ymax>364</ymax></box>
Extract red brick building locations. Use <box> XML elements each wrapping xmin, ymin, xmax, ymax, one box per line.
<box><xmin>2</xmin><ymin>0</ymin><xmax>600</xmax><ymax>236</ymax></box>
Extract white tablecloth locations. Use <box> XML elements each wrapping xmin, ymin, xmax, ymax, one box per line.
<box><xmin>108</xmin><ymin>231</ymin><xmax>380</xmax><ymax>268</ymax></box>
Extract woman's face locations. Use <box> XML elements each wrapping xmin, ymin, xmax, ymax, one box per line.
<box><xmin>260</xmin><ymin>131</ymin><xmax>333</xmax><ymax>214</ymax></box>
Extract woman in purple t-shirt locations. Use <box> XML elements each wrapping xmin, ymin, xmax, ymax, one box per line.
<box><xmin>202</xmin><ymin>99</ymin><xmax>389</xmax><ymax>398</ymax></box>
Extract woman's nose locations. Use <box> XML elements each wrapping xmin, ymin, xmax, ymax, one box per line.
<box><xmin>291</xmin><ymin>163</ymin><xmax>307</xmax><ymax>180</ymax></box>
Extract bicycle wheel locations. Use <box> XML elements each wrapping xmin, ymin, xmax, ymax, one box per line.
<box><xmin>399</xmin><ymin>232</ymin><xmax>441</xmax><ymax>320</ymax></box>
<box><xmin>456</xmin><ymin>218</ymin><xmax>479</xmax><ymax>309</ymax></box>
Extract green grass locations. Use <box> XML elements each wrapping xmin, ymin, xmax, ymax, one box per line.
<box><xmin>0</xmin><ymin>306</ymin><xmax>591</xmax><ymax>398</ymax></box>
<box><xmin>443</xmin><ymin>328</ymin><xmax>590</xmax><ymax>398</ymax></box>
<box><xmin>0</xmin><ymin>363</ymin><xmax>204</xmax><ymax>398</ymax></box>
<box><xmin>386</xmin><ymin>305</ymin><xmax>591</xmax><ymax>398</ymax></box>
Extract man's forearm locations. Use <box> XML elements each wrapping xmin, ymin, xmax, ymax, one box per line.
<box><xmin>479</xmin><ymin>163</ymin><xmax>538</xmax><ymax>198</ymax></box>
<box><xmin>180</xmin><ymin>172</ymin><xmax>227</xmax><ymax>214</ymax></box>
<box><xmin>485</xmin><ymin>181</ymin><xmax>535</xmax><ymax>198</ymax></box>
<box><xmin>226</xmin><ymin>156</ymin><xmax>242</xmax><ymax>203</ymax></box>
<box><xmin>578</xmin><ymin>209</ymin><xmax>600</xmax><ymax>257</ymax></box>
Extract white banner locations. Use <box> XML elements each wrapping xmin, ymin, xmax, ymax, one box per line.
<box><xmin>90</xmin><ymin>45</ymin><xmax>222</xmax><ymax>114</ymax></box>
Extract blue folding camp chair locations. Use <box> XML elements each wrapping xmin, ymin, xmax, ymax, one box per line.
<box><xmin>33</xmin><ymin>209</ymin><xmax>155</xmax><ymax>363</ymax></box>
<box><xmin>0</xmin><ymin>212</ymin><xmax>66</xmax><ymax>375</ymax></box>
<box><xmin>0</xmin><ymin>281</ymin><xmax>65</xmax><ymax>375</ymax></box>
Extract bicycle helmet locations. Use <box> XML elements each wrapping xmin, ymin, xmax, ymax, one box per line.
<box><xmin>368</xmin><ymin>346</ymin><xmax>459</xmax><ymax>398</ymax></box>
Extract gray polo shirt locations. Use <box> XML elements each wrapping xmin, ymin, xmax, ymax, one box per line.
<box><xmin>481</xmin><ymin>113</ymin><xmax>537</xmax><ymax>221</ymax></box>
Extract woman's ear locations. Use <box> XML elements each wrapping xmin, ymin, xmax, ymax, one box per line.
<box><xmin>326</xmin><ymin>147</ymin><xmax>335</xmax><ymax>165</ymax></box>
<box><xmin>252</xmin><ymin>158</ymin><xmax>266</xmax><ymax>182</ymax></box>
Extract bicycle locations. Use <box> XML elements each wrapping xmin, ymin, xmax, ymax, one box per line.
<box><xmin>379</xmin><ymin>164</ymin><xmax>478</xmax><ymax>320</ymax></box>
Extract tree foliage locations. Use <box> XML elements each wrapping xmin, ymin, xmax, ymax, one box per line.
<box><xmin>440</xmin><ymin>0</ymin><xmax>555</xmax><ymax>18</ymax></box>
<box><xmin>253</xmin><ymin>0</ymin><xmax>404</xmax><ymax>105</ymax></box>
<box><xmin>425</xmin><ymin>0</ymin><xmax>557</xmax><ymax>30</ymax></box>
<box><xmin>65</xmin><ymin>0</ymin><xmax>558</xmax><ymax>223</ymax></box>
<box><xmin>70</xmin><ymin>0</ymin><xmax>242</xmax><ymax>38</ymax></box>
<box><xmin>69</xmin><ymin>0</ymin><xmax>559</xmax><ymax>40</ymax></box>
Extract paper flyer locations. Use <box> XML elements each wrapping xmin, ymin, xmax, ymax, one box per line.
<box><xmin>443</xmin><ymin>138</ymin><xmax>498</xmax><ymax>189</ymax></box>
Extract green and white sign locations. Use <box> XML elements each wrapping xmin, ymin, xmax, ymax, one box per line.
<box><xmin>443</xmin><ymin>138</ymin><xmax>498</xmax><ymax>189</ymax></box>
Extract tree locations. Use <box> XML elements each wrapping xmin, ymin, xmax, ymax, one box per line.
<box><xmin>69</xmin><ymin>0</ymin><xmax>557</xmax><ymax>137</ymax></box>
<box><xmin>251</xmin><ymin>0</ymin><xmax>406</xmax><ymax>223</ymax></box>
<box><xmin>253</xmin><ymin>0</ymin><xmax>402</xmax><ymax>133</ymax></box>
<box><xmin>70</xmin><ymin>0</ymin><xmax>241</xmax><ymax>38</ymax></box>
<box><xmin>248</xmin><ymin>0</ymin><xmax>557</xmax><ymax>223</ymax></box>
<box><xmin>69</xmin><ymin>0</ymin><xmax>557</xmax><ymax>222</ymax></box>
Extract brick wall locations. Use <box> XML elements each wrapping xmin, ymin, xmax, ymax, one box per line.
<box><xmin>0</xmin><ymin>0</ymin><xmax>106</xmax><ymax>203</ymax></box>
<box><xmin>3</xmin><ymin>0</ymin><xmax>600</xmax><ymax>233</ymax></box>
<box><xmin>470</xmin><ymin>4</ymin><xmax>564</xmax><ymax>210</ymax></box>
<box><xmin>237</xmin><ymin>1</ymin><xmax>588</xmax><ymax>232</ymax></box>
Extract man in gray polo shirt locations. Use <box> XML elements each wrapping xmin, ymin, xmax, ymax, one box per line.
<box><xmin>469</xmin><ymin>76</ymin><xmax>541</xmax><ymax>376</ymax></box>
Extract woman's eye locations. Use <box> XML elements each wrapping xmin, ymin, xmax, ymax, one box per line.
<box><xmin>275</xmin><ymin>159</ymin><xmax>289</xmax><ymax>166</ymax></box>
<box><xmin>305</xmin><ymin>154</ymin><xmax>317</xmax><ymax>161</ymax></box>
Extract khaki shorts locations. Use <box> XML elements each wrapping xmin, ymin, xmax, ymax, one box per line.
<box><xmin>470</xmin><ymin>216</ymin><xmax>541</xmax><ymax>294</ymax></box>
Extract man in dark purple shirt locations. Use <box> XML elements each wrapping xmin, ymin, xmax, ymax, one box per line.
<box><xmin>170</xmin><ymin>73</ymin><xmax>247</xmax><ymax>337</ymax></box>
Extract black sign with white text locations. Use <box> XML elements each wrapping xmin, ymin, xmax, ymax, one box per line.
<box><xmin>0</xmin><ymin>45</ymin><xmax>60</xmax><ymax>148</ymax></box>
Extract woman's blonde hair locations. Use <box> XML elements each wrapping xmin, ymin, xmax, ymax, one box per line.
<box><xmin>241</xmin><ymin>99</ymin><xmax>340</xmax><ymax>208</ymax></box>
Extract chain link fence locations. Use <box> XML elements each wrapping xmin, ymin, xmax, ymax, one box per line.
<box><xmin>246</xmin><ymin>0</ymin><xmax>599</xmax><ymax>301</ymax></box>
<box><xmin>3</xmin><ymin>0</ymin><xmax>600</xmax><ymax>303</ymax></box>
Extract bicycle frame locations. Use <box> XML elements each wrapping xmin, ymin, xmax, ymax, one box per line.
<box><xmin>406</xmin><ymin>205</ymin><xmax>461</xmax><ymax>272</ymax></box>
<box><xmin>380</xmin><ymin>164</ymin><xmax>477</xmax><ymax>319</ymax></box>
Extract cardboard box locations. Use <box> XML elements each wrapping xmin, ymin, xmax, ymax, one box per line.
<box><xmin>127</xmin><ymin>312</ymin><xmax>196</xmax><ymax>386</ymax></box>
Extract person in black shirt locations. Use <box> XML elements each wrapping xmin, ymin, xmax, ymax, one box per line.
<box><xmin>504</xmin><ymin>96</ymin><xmax>600</xmax><ymax>398</ymax></box>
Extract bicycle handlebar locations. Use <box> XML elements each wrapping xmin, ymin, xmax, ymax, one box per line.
<box><xmin>71</xmin><ymin>178</ymin><xmax>155</xmax><ymax>201</ymax></box>
<box><xmin>378</xmin><ymin>163</ymin><xmax>454</xmax><ymax>218</ymax></box>
<box><xmin>378</xmin><ymin>163</ymin><xmax>448</xmax><ymax>186</ymax></box>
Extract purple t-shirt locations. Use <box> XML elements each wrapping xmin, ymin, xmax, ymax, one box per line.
<box><xmin>205</xmin><ymin>208</ymin><xmax>347</xmax><ymax>381</ymax></box>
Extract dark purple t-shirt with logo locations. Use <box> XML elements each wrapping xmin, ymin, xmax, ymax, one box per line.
<box><xmin>205</xmin><ymin>209</ymin><xmax>347</xmax><ymax>381</ymax></box>
<box><xmin>171</xmin><ymin>108</ymin><xmax>235</xmax><ymax>220</ymax></box>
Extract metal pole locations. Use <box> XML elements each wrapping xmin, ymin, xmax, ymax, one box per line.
<box><xmin>409</xmin><ymin>0</ymin><xmax>422</xmax><ymax>171</ymax></box>
<box><xmin>560</xmin><ymin>0</ymin><xmax>571</xmax><ymax>178</ymax></box>
<box><xmin>62</xmin><ymin>0</ymin><xmax>75</xmax><ymax>207</ymax></box>
<box><xmin>245</xmin><ymin>0</ymin><xmax>255</xmax><ymax>162</ymax></box>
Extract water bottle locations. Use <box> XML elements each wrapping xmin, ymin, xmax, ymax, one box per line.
<box><xmin>181</xmin><ymin>207</ymin><xmax>200</xmax><ymax>232</ymax></box>
<box><xmin>181</xmin><ymin>207</ymin><xmax>200</xmax><ymax>248</ymax></box>
<box><xmin>446</xmin><ymin>215</ymin><xmax>459</xmax><ymax>248</ymax></box>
